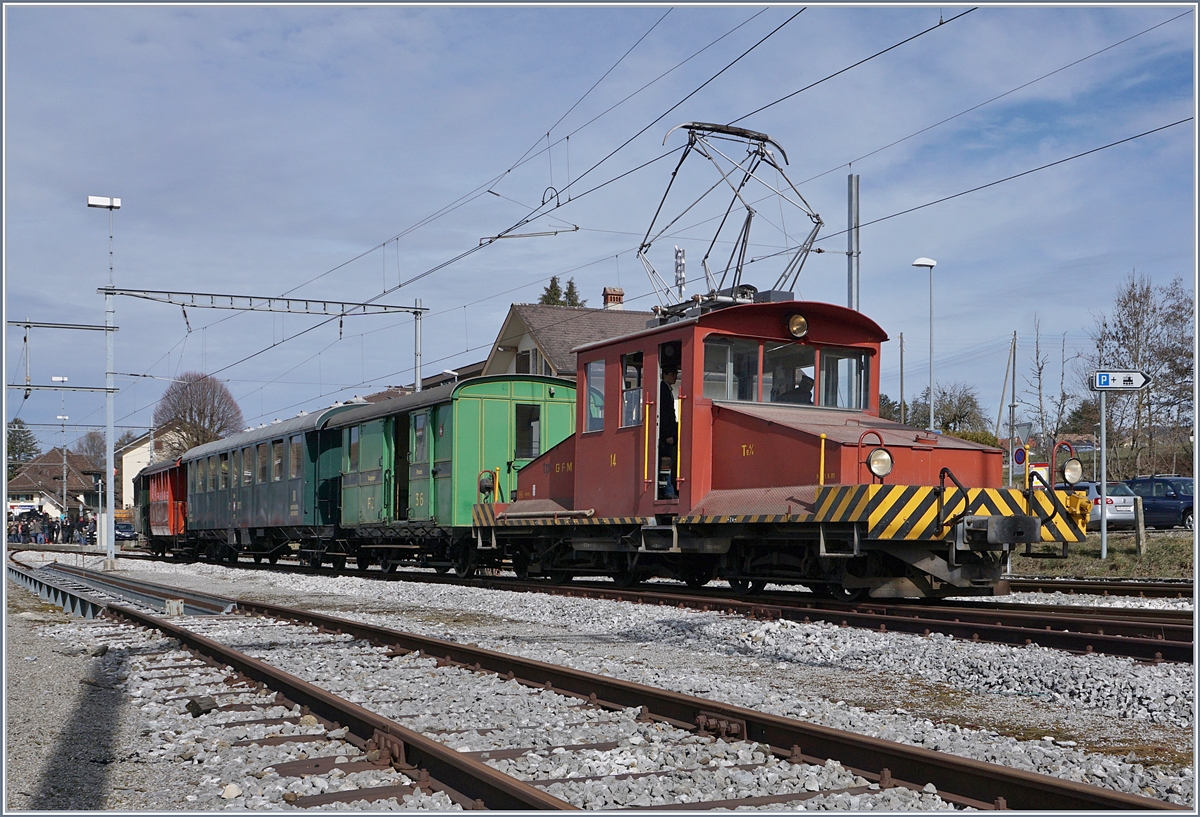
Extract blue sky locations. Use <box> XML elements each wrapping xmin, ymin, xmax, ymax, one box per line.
<box><xmin>4</xmin><ymin>4</ymin><xmax>1195</xmax><ymax>450</ymax></box>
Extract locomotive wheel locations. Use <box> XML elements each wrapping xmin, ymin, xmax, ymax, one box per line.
<box><xmin>433</xmin><ymin>564</ymin><xmax>450</xmax><ymax>575</ymax></box>
<box><xmin>511</xmin><ymin>552</ymin><xmax>530</xmax><ymax>580</ymax></box>
<box><xmin>830</xmin><ymin>585</ymin><xmax>867</xmax><ymax>602</ymax></box>
<box><xmin>549</xmin><ymin>570</ymin><xmax>574</xmax><ymax>585</ymax></box>
<box><xmin>384</xmin><ymin>560</ymin><xmax>397</xmax><ymax>573</ymax></box>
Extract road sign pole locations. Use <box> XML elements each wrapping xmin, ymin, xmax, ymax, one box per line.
<box><xmin>1100</xmin><ymin>390</ymin><xmax>1107</xmax><ymax>560</ymax></box>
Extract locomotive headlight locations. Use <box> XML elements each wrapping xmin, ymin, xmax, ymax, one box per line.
<box><xmin>787</xmin><ymin>314</ymin><xmax>808</xmax><ymax>338</ymax></box>
<box><xmin>1059</xmin><ymin>457</ymin><xmax>1084</xmax><ymax>486</ymax></box>
<box><xmin>867</xmin><ymin>447</ymin><xmax>893</xmax><ymax>478</ymax></box>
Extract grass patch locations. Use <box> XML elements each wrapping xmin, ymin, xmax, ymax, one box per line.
<box><xmin>1007</xmin><ymin>532</ymin><xmax>1194</xmax><ymax>579</ymax></box>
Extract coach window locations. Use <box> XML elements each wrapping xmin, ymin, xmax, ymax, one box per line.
<box><xmin>347</xmin><ymin>426</ymin><xmax>360</xmax><ymax>472</ymax></box>
<box><xmin>272</xmin><ymin>441</ymin><xmax>284</xmax><ymax>481</ymax></box>
<box><xmin>219</xmin><ymin>453</ymin><xmax>229</xmax><ymax>490</ymax></box>
<box><xmin>818</xmin><ymin>347</ymin><xmax>869</xmax><ymax>410</ymax></box>
<box><xmin>289</xmin><ymin>435</ymin><xmax>303</xmax><ymax>480</ymax></box>
<box><xmin>242</xmin><ymin>447</ymin><xmax>254</xmax><ymax>485</ymax></box>
<box><xmin>620</xmin><ymin>352</ymin><xmax>644</xmax><ymax>427</ymax></box>
<box><xmin>764</xmin><ymin>342</ymin><xmax>816</xmax><ymax>405</ymax></box>
<box><xmin>515</xmin><ymin>404</ymin><xmax>541</xmax><ymax>459</ymax></box>
<box><xmin>584</xmin><ymin>359</ymin><xmax>605</xmax><ymax>432</ymax></box>
<box><xmin>194</xmin><ymin>460</ymin><xmax>204</xmax><ymax>494</ymax></box>
<box><xmin>257</xmin><ymin>443</ymin><xmax>269</xmax><ymax>483</ymax></box>
<box><xmin>703</xmin><ymin>337</ymin><xmax>760</xmax><ymax>401</ymax></box>
<box><xmin>208</xmin><ymin>456</ymin><xmax>219</xmax><ymax>492</ymax></box>
<box><xmin>413</xmin><ymin>414</ymin><xmax>428</xmax><ymax>462</ymax></box>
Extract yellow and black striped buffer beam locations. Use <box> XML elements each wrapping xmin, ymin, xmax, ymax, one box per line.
<box><xmin>814</xmin><ymin>485</ymin><xmax>1088</xmax><ymax>542</ymax></box>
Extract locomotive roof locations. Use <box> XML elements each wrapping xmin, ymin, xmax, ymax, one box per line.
<box><xmin>134</xmin><ymin>457</ymin><xmax>183</xmax><ymax>480</ymax></box>
<box><xmin>324</xmin><ymin>374</ymin><xmax>574</xmax><ymax>429</ymax></box>
<box><xmin>181</xmin><ymin>403</ymin><xmax>361</xmax><ymax>462</ymax></box>
<box><xmin>571</xmin><ymin>300</ymin><xmax>887</xmax><ymax>353</ymax></box>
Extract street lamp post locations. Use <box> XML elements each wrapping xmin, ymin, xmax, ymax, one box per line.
<box><xmin>53</xmin><ymin>375</ymin><xmax>68</xmax><ymax>531</ymax></box>
<box><xmin>911</xmin><ymin>257</ymin><xmax>937</xmax><ymax>432</ymax></box>
<box><xmin>88</xmin><ymin>194</ymin><xmax>120</xmax><ymax>569</ymax></box>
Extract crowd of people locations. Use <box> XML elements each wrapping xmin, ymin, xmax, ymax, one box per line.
<box><xmin>6</xmin><ymin>511</ymin><xmax>95</xmax><ymax>545</ymax></box>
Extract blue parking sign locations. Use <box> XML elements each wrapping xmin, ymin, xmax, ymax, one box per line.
<box><xmin>1098</xmin><ymin>373</ymin><xmax>1110</xmax><ymax>387</ymax></box>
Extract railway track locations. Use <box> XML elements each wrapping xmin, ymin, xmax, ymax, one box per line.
<box><xmin>11</xmin><ymin>546</ymin><xmax>1193</xmax><ymax>663</ymax></box>
<box><xmin>1006</xmin><ymin>578</ymin><xmax>1194</xmax><ymax>599</ymax></box>
<box><xmin>7</xmin><ymin>559</ymin><xmax>1185</xmax><ymax>811</ymax></box>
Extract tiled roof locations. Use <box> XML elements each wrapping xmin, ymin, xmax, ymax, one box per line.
<box><xmin>7</xmin><ymin>448</ymin><xmax>102</xmax><ymax>494</ymax></box>
<box><xmin>506</xmin><ymin>304</ymin><xmax>655</xmax><ymax>374</ymax></box>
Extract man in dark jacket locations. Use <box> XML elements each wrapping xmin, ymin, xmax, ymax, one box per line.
<box><xmin>659</xmin><ymin>368</ymin><xmax>678</xmax><ymax>499</ymax></box>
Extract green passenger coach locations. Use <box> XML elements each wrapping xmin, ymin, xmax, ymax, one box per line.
<box><xmin>324</xmin><ymin>375</ymin><xmax>576</xmax><ymax>574</ymax></box>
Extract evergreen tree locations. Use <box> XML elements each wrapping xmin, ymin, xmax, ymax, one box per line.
<box><xmin>6</xmin><ymin>418</ymin><xmax>41</xmax><ymax>481</ymax></box>
<box><xmin>563</xmin><ymin>278</ymin><xmax>587</xmax><ymax>307</ymax></box>
<box><xmin>539</xmin><ymin>276</ymin><xmax>564</xmax><ymax>305</ymax></box>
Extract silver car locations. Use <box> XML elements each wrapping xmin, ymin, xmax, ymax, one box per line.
<box><xmin>1057</xmin><ymin>481</ymin><xmax>1137</xmax><ymax>530</ymax></box>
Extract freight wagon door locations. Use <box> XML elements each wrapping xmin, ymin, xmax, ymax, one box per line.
<box><xmin>408</xmin><ymin>411</ymin><xmax>432</xmax><ymax>521</ymax></box>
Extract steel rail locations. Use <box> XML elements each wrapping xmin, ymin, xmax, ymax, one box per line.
<box><xmin>1008</xmin><ymin>578</ymin><xmax>1194</xmax><ymax>599</ymax></box>
<box><xmin>32</xmin><ymin>562</ymin><xmax>1185</xmax><ymax>811</ymax></box>
<box><xmin>10</xmin><ymin>560</ymin><xmax>572</xmax><ymax>811</ymax></box>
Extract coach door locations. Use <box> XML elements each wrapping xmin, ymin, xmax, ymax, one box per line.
<box><xmin>408</xmin><ymin>411</ymin><xmax>432</xmax><ymax>520</ymax></box>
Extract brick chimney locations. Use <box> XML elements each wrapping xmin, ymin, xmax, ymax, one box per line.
<box><xmin>602</xmin><ymin>287</ymin><xmax>625</xmax><ymax>310</ymax></box>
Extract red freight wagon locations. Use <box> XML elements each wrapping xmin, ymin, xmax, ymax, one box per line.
<box><xmin>136</xmin><ymin>457</ymin><xmax>187</xmax><ymax>556</ymax></box>
<box><xmin>477</xmin><ymin>300</ymin><xmax>1088</xmax><ymax>599</ymax></box>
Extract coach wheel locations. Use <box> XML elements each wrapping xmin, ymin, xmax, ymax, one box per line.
<box><xmin>613</xmin><ymin>571</ymin><xmax>641</xmax><ymax>588</ymax></box>
<box><xmin>452</xmin><ymin>543</ymin><xmax>477</xmax><ymax>579</ymax></box>
<box><xmin>253</xmin><ymin>554</ymin><xmax>262</xmax><ymax>564</ymax></box>
<box><xmin>729</xmin><ymin>579</ymin><xmax>765</xmax><ymax>596</ymax></box>
<box><xmin>268</xmin><ymin>552</ymin><xmax>279</xmax><ymax>565</ymax></box>
<box><xmin>433</xmin><ymin>564</ymin><xmax>450</xmax><ymax>575</ymax></box>
<box><xmin>307</xmin><ymin>553</ymin><xmax>322</xmax><ymax>569</ymax></box>
<box><xmin>332</xmin><ymin>555</ymin><xmax>347</xmax><ymax>571</ymax></box>
<box><xmin>356</xmin><ymin>553</ymin><xmax>374</xmax><ymax>570</ymax></box>
<box><xmin>226</xmin><ymin>548</ymin><xmax>239</xmax><ymax>565</ymax></box>
<box><xmin>829</xmin><ymin>585</ymin><xmax>866</xmax><ymax>603</ymax></box>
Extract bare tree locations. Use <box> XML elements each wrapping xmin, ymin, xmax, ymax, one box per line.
<box><xmin>1081</xmin><ymin>272</ymin><xmax>1194</xmax><ymax>477</ymax></box>
<box><xmin>71</xmin><ymin>430</ymin><xmax>106</xmax><ymax>470</ymax></box>
<box><xmin>1021</xmin><ymin>315</ymin><xmax>1077</xmax><ymax>460</ymax></box>
<box><xmin>152</xmin><ymin>372</ymin><xmax>244</xmax><ymax>457</ymax></box>
<box><xmin>904</xmin><ymin>383</ymin><xmax>987</xmax><ymax>433</ymax></box>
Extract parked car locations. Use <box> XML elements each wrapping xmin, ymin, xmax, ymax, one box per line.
<box><xmin>114</xmin><ymin>522</ymin><xmax>138</xmax><ymax>542</ymax></box>
<box><xmin>1123</xmin><ymin>476</ymin><xmax>1194</xmax><ymax>530</ymax></box>
<box><xmin>1055</xmin><ymin>481</ymin><xmax>1137</xmax><ymax>531</ymax></box>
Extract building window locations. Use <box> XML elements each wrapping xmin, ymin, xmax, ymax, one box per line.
<box><xmin>543</xmin><ymin>358</ymin><xmax>554</xmax><ymax>377</ymax></box>
<box><xmin>515</xmin><ymin>404</ymin><xmax>541</xmax><ymax>459</ymax></box>
<box><xmin>219</xmin><ymin>453</ymin><xmax>229</xmax><ymax>490</ymax></box>
<box><xmin>257</xmin><ymin>443</ymin><xmax>269</xmax><ymax>483</ymax></box>
<box><xmin>620</xmin><ymin>352</ymin><xmax>643</xmax><ymax>427</ymax></box>
<box><xmin>515</xmin><ymin>350</ymin><xmax>531</xmax><ymax>374</ymax></box>
<box><xmin>585</xmin><ymin>359</ymin><xmax>605</xmax><ymax>432</ymax></box>
<box><xmin>289</xmin><ymin>435</ymin><xmax>303</xmax><ymax>480</ymax></box>
<box><xmin>703</xmin><ymin>337</ymin><xmax>760</xmax><ymax>401</ymax></box>
<box><xmin>272</xmin><ymin>441</ymin><xmax>284</xmax><ymax>482</ymax></box>
<box><xmin>819</xmin><ymin>348</ymin><xmax>869</xmax><ymax>410</ymax></box>
<box><xmin>242</xmin><ymin>447</ymin><xmax>254</xmax><ymax>486</ymax></box>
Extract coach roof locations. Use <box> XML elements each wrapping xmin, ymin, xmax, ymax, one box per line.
<box><xmin>182</xmin><ymin>403</ymin><xmax>359</xmax><ymax>462</ymax></box>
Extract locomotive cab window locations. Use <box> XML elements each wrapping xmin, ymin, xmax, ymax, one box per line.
<box><xmin>584</xmin><ymin>359</ymin><xmax>605</xmax><ymax>432</ymax></box>
<box><xmin>703</xmin><ymin>337</ymin><xmax>760</xmax><ymax>401</ymax></box>
<box><xmin>515</xmin><ymin>404</ymin><xmax>541</xmax><ymax>459</ymax></box>
<box><xmin>620</xmin><ymin>352</ymin><xmax>644</xmax><ymax>427</ymax></box>
<box><xmin>765</xmin><ymin>342</ymin><xmax>815</xmax><ymax>405</ymax></box>
<box><xmin>819</xmin><ymin>348</ymin><xmax>869</xmax><ymax>410</ymax></box>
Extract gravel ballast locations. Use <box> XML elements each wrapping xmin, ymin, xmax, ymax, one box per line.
<box><xmin>6</xmin><ymin>553</ymin><xmax>1195</xmax><ymax>809</ymax></box>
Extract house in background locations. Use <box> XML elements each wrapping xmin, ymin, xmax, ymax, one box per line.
<box><xmin>482</xmin><ymin>288</ymin><xmax>654</xmax><ymax>378</ymax></box>
<box><xmin>7</xmin><ymin>448</ymin><xmax>102</xmax><ymax>520</ymax></box>
<box><xmin>120</xmin><ymin>425</ymin><xmax>187</xmax><ymax>509</ymax></box>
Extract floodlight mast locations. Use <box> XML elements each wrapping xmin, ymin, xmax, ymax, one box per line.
<box><xmin>637</xmin><ymin>123</ymin><xmax>822</xmax><ymax>320</ymax></box>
